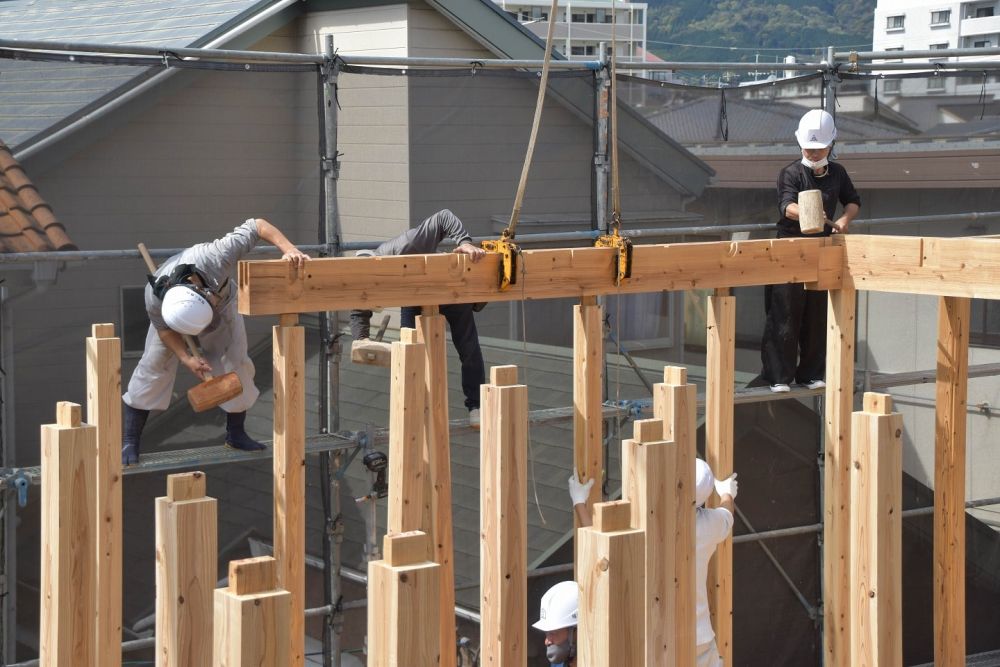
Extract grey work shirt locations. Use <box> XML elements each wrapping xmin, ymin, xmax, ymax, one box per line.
<box><xmin>146</xmin><ymin>219</ymin><xmax>260</xmax><ymax>333</ymax></box>
<box><xmin>371</xmin><ymin>209</ymin><xmax>472</xmax><ymax>256</ymax></box>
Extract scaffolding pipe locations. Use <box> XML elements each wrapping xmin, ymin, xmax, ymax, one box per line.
<box><xmin>836</xmin><ymin>46</ymin><xmax>1000</xmax><ymax>60</ymax></box>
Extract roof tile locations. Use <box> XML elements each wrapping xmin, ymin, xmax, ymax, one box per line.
<box><xmin>0</xmin><ymin>139</ymin><xmax>76</xmax><ymax>252</ymax></box>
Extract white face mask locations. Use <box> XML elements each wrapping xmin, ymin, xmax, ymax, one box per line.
<box><xmin>801</xmin><ymin>156</ymin><xmax>829</xmax><ymax>170</ymax></box>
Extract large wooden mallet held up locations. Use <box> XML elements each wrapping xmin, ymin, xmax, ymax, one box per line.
<box><xmin>138</xmin><ymin>243</ymin><xmax>243</xmax><ymax>412</ymax></box>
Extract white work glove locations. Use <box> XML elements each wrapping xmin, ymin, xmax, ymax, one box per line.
<box><xmin>714</xmin><ymin>473</ymin><xmax>738</xmax><ymax>500</ymax></box>
<box><xmin>568</xmin><ymin>472</ymin><xmax>595</xmax><ymax>506</ymax></box>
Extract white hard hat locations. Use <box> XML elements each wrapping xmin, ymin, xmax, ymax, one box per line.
<box><xmin>532</xmin><ymin>581</ymin><xmax>579</xmax><ymax>632</ymax></box>
<box><xmin>355</xmin><ymin>249</ymin><xmax>375</xmax><ymax>258</ymax></box>
<box><xmin>795</xmin><ymin>109</ymin><xmax>837</xmax><ymax>149</ymax></box>
<box><xmin>695</xmin><ymin>458</ymin><xmax>715</xmax><ymax>507</ymax></box>
<box><xmin>162</xmin><ymin>285</ymin><xmax>213</xmax><ymax>336</ymax></box>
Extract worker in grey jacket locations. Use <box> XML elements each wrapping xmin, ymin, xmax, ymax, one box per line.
<box><xmin>121</xmin><ymin>218</ymin><xmax>309</xmax><ymax>465</ymax></box>
<box><xmin>349</xmin><ymin>209</ymin><xmax>487</xmax><ymax>425</ymax></box>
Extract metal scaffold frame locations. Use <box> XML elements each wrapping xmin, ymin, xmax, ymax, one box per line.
<box><xmin>3</xmin><ymin>36</ymin><xmax>1000</xmax><ymax>666</ymax></box>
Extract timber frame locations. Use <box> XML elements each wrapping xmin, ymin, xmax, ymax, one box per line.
<box><xmin>239</xmin><ymin>233</ymin><xmax>999</xmax><ymax>666</ymax></box>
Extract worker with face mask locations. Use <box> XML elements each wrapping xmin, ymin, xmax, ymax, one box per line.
<box><xmin>568</xmin><ymin>459</ymin><xmax>738</xmax><ymax>666</ymax></box>
<box><xmin>758</xmin><ymin>109</ymin><xmax>861</xmax><ymax>393</ymax></box>
<box><xmin>121</xmin><ymin>218</ymin><xmax>309</xmax><ymax>465</ymax></box>
<box><xmin>532</xmin><ymin>580</ymin><xmax>579</xmax><ymax>666</ymax></box>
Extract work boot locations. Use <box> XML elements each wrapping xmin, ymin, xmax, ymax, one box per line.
<box><xmin>225</xmin><ymin>411</ymin><xmax>267</xmax><ymax>452</ymax></box>
<box><xmin>121</xmin><ymin>405</ymin><xmax>150</xmax><ymax>466</ymax></box>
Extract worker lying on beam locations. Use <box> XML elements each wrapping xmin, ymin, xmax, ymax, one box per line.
<box><xmin>121</xmin><ymin>218</ymin><xmax>309</xmax><ymax>465</ymax></box>
<box><xmin>533</xmin><ymin>580</ymin><xmax>579</xmax><ymax>666</ymax></box>
<box><xmin>349</xmin><ymin>209</ymin><xmax>487</xmax><ymax>427</ymax></box>
<box><xmin>569</xmin><ymin>459</ymin><xmax>738</xmax><ymax>667</ymax></box>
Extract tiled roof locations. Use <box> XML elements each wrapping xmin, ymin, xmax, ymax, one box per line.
<box><xmin>0</xmin><ymin>139</ymin><xmax>74</xmax><ymax>252</ymax></box>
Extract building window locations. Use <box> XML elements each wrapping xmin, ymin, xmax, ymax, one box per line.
<box><xmin>930</xmin><ymin>42</ymin><xmax>949</xmax><ymax>49</ymax></box>
<box><xmin>887</xmin><ymin>15</ymin><xmax>905</xmax><ymax>30</ymax></box>
<box><xmin>971</xmin><ymin>299</ymin><xmax>1000</xmax><ymax>348</ymax></box>
<box><xmin>976</xmin><ymin>6</ymin><xmax>995</xmax><ymax>17</ymax></box>
<box><xmin>975</xmin><ymin>39</ymin><xmax>993</xmax><ymax>48</ymax></box>
<box><xmin>931</xmin><ymin>9</ymin><xmax>951</xmax><ymax>25</ymax></box>
<box><xmin>570</xmin><ymin>45</ymin><xmax>596</xmax><ymax>56</ymax></box>
<box><xmin>927</xmin><ymin>75</ymin><xmax>946</xmax><ymax>90</ymax></box>
<box><xmin>884</xmin><ymin>78</ymin><xmax>902</xmax><ymax>93</ymax></box>
<box><xmin>121</xmin><ymin>286</ymin><xmax>150</xmax><ymax>357</ymax></box>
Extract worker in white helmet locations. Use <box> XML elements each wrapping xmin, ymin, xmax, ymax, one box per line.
<box><xmin>568</xmin><ymin>459</ymin><xmax>738</xmax><ymax>666</ymax></box>
<box><xmin>121</xmin><ymin>218</ymin><xmax>309</xmax><ymax>465</ymax></box>
<box><xmin>758</xmin><ymin>108</ymin><xmax>861</xmax><ymax>393</ymax></box>
<box><xmin>533</xmin><ymin>580</ymin><xmax>579</xmax><ymax>666</ymax></box>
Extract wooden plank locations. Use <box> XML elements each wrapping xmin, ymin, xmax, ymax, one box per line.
<box><xmin>654</xmin><ymin>366</ymin><xmax>697</xmax><ymax>667</ymax></box>
<box><xmin>824</xmin><ymin>287</ymin><xmax>856</xmax><ymax>666</ymax></box>
<box><xmin>574</xmin><ymin>300</ymin><xmax>604</xmax><ymax>532</ymax></box>
<box><xmin>86</xmin><ymin>323</ymin><xmax>122</xmax><ymax>667</ymax></box>
<box><xmin>480</xmin><ymin>377</ymin><xmax>528</xmax><ymax>667</ymax></box>
<box><xmin>387</xmin><ymin>339</ymin><xmax>427</xmax><ymax>534</ymax></box>
<box><xmin>415</xmin><ymin>313</ymin><xmax>456</xmax><ymax>667</ymax></box>
<box><xmin>850</xmin><ymin>393</ymin><xmax>903</xmax><ymax>667</ymax></box>
<box><xmin>577</xmin><ymin>501</ymin><xmax>645</xmax><ymax>667</ymax></box>
<box><xmin>273</xmin><ymin>322</ymin><xmax>305</xmax><ymax>667</ymax></box>
<box><xmin>40</xmin><ymin>402</ymin><xmax>97</xmax><ymax>667</ymax></box>
<box><xmin>623</xmin><ymin>422</ymin><xmax>673</xmax><ymax>667</ymax></box>
<box><xmin>238</xmin><ymin>238</ymin><xmax>831</xmax><ymax>315</ymax></box>
<box><xmin>705</xmin><ymin>293</ymin><xmax>735</xmax><ymax>667</ymax></box>
<box><xmin>367</xmin><ymin>546</ymin><xmax>441</xmax><ymax>667</ymax></box>
<box><xmin>935</xmin><ymin>296</ymin><xmax>969</xmax><ymax>667</ymax></box>
<box><xmin>841</xmin><ymin>234</ymin><xmax>1000</xmax><ymax>299</ymax></box>
<box><xmin>155</xmin><ymin>475</ymin><xmax>216</xmax><ymax>667</ymax></box>
<box><xmin>213</xmin><ymin>556</ymin><xmax>290</xmax><ymax>667</ymax></box>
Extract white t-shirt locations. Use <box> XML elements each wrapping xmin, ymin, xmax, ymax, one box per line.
<box><xmin>695</xmin><ymin>505</ymin><xmax>734</xmax><ymax>645</ymax></box>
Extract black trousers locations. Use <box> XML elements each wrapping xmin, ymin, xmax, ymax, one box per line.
<box><xmin>401</xmin><ymin>304</ymin><xmax>485</xmax><ymax>411</ymax></box>
<box><xmin>760</xmin><ymin>283</ymin><xmax>827</xmax><ymax>385</ymax></box>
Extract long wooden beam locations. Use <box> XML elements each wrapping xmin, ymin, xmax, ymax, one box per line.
<box><xmin>840</xmin><ymin>234</ymin><xmax>1000</xmax><ymax>298</ymax></box>
<box><xmin>239</xmin><ymin>238</ymin><xmax>838</xmax><ymax>315</ymax></box>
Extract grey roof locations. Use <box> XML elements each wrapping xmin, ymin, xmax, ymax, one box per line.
<box><xmin>0</xmin><ymin>0</ymin><xmax>286</xmax><ymax>150</ymax></box>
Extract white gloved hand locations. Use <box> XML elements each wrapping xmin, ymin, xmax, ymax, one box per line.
<box><xmin>568</xmin><ymin>472</ymin><xmax>595</xmax><ymax>506</ymax></box>
<box><xmin>715</xmin><ymin>473</ymin><xmax>738</xmax><ymax>500</ymax></box>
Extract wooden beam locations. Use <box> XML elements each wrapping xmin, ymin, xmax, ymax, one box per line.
<box><xmin>368</xmin><ymin>532</ymin><xmax>441</xmax><ymax>667</ymax></box>
<box><xmin>213</xmin><ymin>557</ymin><xmax>291</xmax><ymax>666</ymax></box>
<box><xmin>156</xmin><ymin>472</ymin><xmax>216</xmax><ymax>667</ymax></box>
<box><xmin>654</xmin><ymin>367</ymin><xmax>697</xmax><ymax>667</ymax></box>
<box><xmin>622</xmin><ymin>418</ymin><xmax>673</xmax><ymax>667</ymax></box>
<box><xmin>238</xmin><ymin>238</ymin><xmax>832</xmax><ymax>315</ymax></box>
<box><xmin>40</xmin><ymin>402</ymin><xmax>96</xmax><ymax>667</ymax></box>
<box><xmin>577</xmin><ymin>500</ymin><xmax>645</xmax><ymax>667</ymax></box>
<box><xmin>415</xmin><ymin>312</ymin><xmax>456</xmax><ymax>667</ymax></box>
<box><xmin>705</xmin><ymin>292</ymin><xmax>735</xmax><ymax>667</ymax></box>
<box><xmin>574</xmin><ymin>298</ymin><xmax>604</xmax><ymax>528</ymax></box>
<box><xmin>86</xmin><ymin>323</ymin><xmax>122</xmax><ymax>667</ymax></box>
<box><xmin>841</xmin><ymin>235</ymin><xmax>1000</xmax><ymax>299</ymax></box>
<box><xmin>935</xmin><ymin>296</ymin><xmax>969</xmax><ymax>667</ymax></box>
<box><xmin>273</xmin><ymin>321</ymin><xmax>305</xmax><ymax>667</ymax></box>
<box><xmin>824</xmin><ymin>287</ymin><xmax>856</xmax><ymax>666</ymax></box>
<box><xmin>850</xmin><ymin>393</ymin><xmax>903</xmax><ymax>667</ymax></box>
<box><xmin>387</xmin><ymin>337</ymin><xmax>427</xmax><ymax>534</ymax></box>
<box><xmin>480</xmin><ymin>367</ymin><xmax>527</xmax><ymax>667</ymax></box>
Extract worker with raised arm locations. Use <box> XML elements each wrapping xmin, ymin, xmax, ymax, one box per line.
<box><xmin>533</xmin><ymin>580</ymin><xmax>579</xmax><ymax>666</ymax></box>
<box><xmin>759</xmin><ymin>109</ymin><xmax>861</xmax><ymax>393</ymax></box>
<box><xmin>121</xmin><ymin>218</ymin><xmax>309</xmax><ymax>465</ymax></box>
<box><xmin>349</xmin><ymin>209</ymin><xmax>487</xmax><ymax>427</ymax></box>
<box><xmin>568</xmin><ymin>458</ymin><xmax>738</xmax><ymax>666</ymax></box>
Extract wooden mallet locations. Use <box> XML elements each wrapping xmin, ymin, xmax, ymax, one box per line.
<box><xmin>137</xmin><ymin>243</ymin><xmax>243</xmax><ymax>412</ymax></box>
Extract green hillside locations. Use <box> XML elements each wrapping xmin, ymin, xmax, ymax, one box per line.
<box><xmin>646</xmin><ymin>0</ymin><xmax>875</xmax><ymax>69</ymax></box>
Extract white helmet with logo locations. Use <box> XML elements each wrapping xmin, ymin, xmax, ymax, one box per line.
<box><xmin>696</xmin><ymin>458</ymin><xmax>715</xmax><ymax>507</ymax></box>
<box><xmin>795</xmin><ymin>109</ymin><xmax>837</xmax><ymax>149</ymax></box>
<box><xmin>162</xmin><ymin>285</ymin><xmax>213</xmax><ymax>336</ymax></box>
<box><xmin>532</xmin><ymin>581</ymin><xmax>579</xmax><ymax>632</ymax></box>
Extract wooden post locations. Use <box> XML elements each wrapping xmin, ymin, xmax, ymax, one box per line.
<box><xmin>850</xmin><ymin>393</ymin><xmax>903</xmax><ymax>667</ymax></box>
<box><xmin>40</xmin><ymin>402</ymin><xmax>96</xmax><ymax>667</ymax></box>
<box><xmin>156</xmin><ymin>472</ymin><xmax>217</xmax><ymax>667</ymax></box>
<box><xmin>273</xmin><ymin>314</ymin><xmax>305</xmax><ymax>666</ymax></box>
<box><xmin>87</xmin><ymin>323</ymin><xmax>122</xmax><ymax>667</ymax></box>
<box><xmin>480</xmin><ymin>366</ymin><xmax>527</xmax><ymax>666</ymax></box>
<box><xmin>574</xmin><ymin>296</ymin><xmax>604</xmax><ymax>520</ymax></box>
<box><xmin>654</xmin><ymin>366</ymin><xmax>697</xmax><ymax>666</ymax></box>
<box><xmin>213</xmin><ymin>557</ymin><xmax>290</xmax><ymax>666</ymax></box>
<box><xmin>387</xmin><ymin>333</ymin><xmax>427</xmax><ymax>534</ymax></box>
<box><xmin>935</xmin><ymin>296</ymin><xmax>969</xmax><ymax>667</ymax></box>
<box><xmin>415</xmin><ymin>309</ymin><xmax>457</xmax><ymax>667</ymax></box>
<box><xmin>824</xmin><ymin>287</ymin><xmax>856</xmax><ymax>666</ymax></box>
<box><xmin>577</xmin><ymin>501</ymin><xmax>645</xmax><ymax>667</ymax></box>
<box><xmin>367</xmin><ymin>531</ymin><xmax>441</xmax><ymax>667</ymax></box>
<box><xmin>705</xmin><ymin>289</ymin><xmax>735</xmax><ymax>666</ymax></box>
<box><xmin>622</xmin><ymin>418</ymin><xmax>674</xmax><ymax>666</ymax></box>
